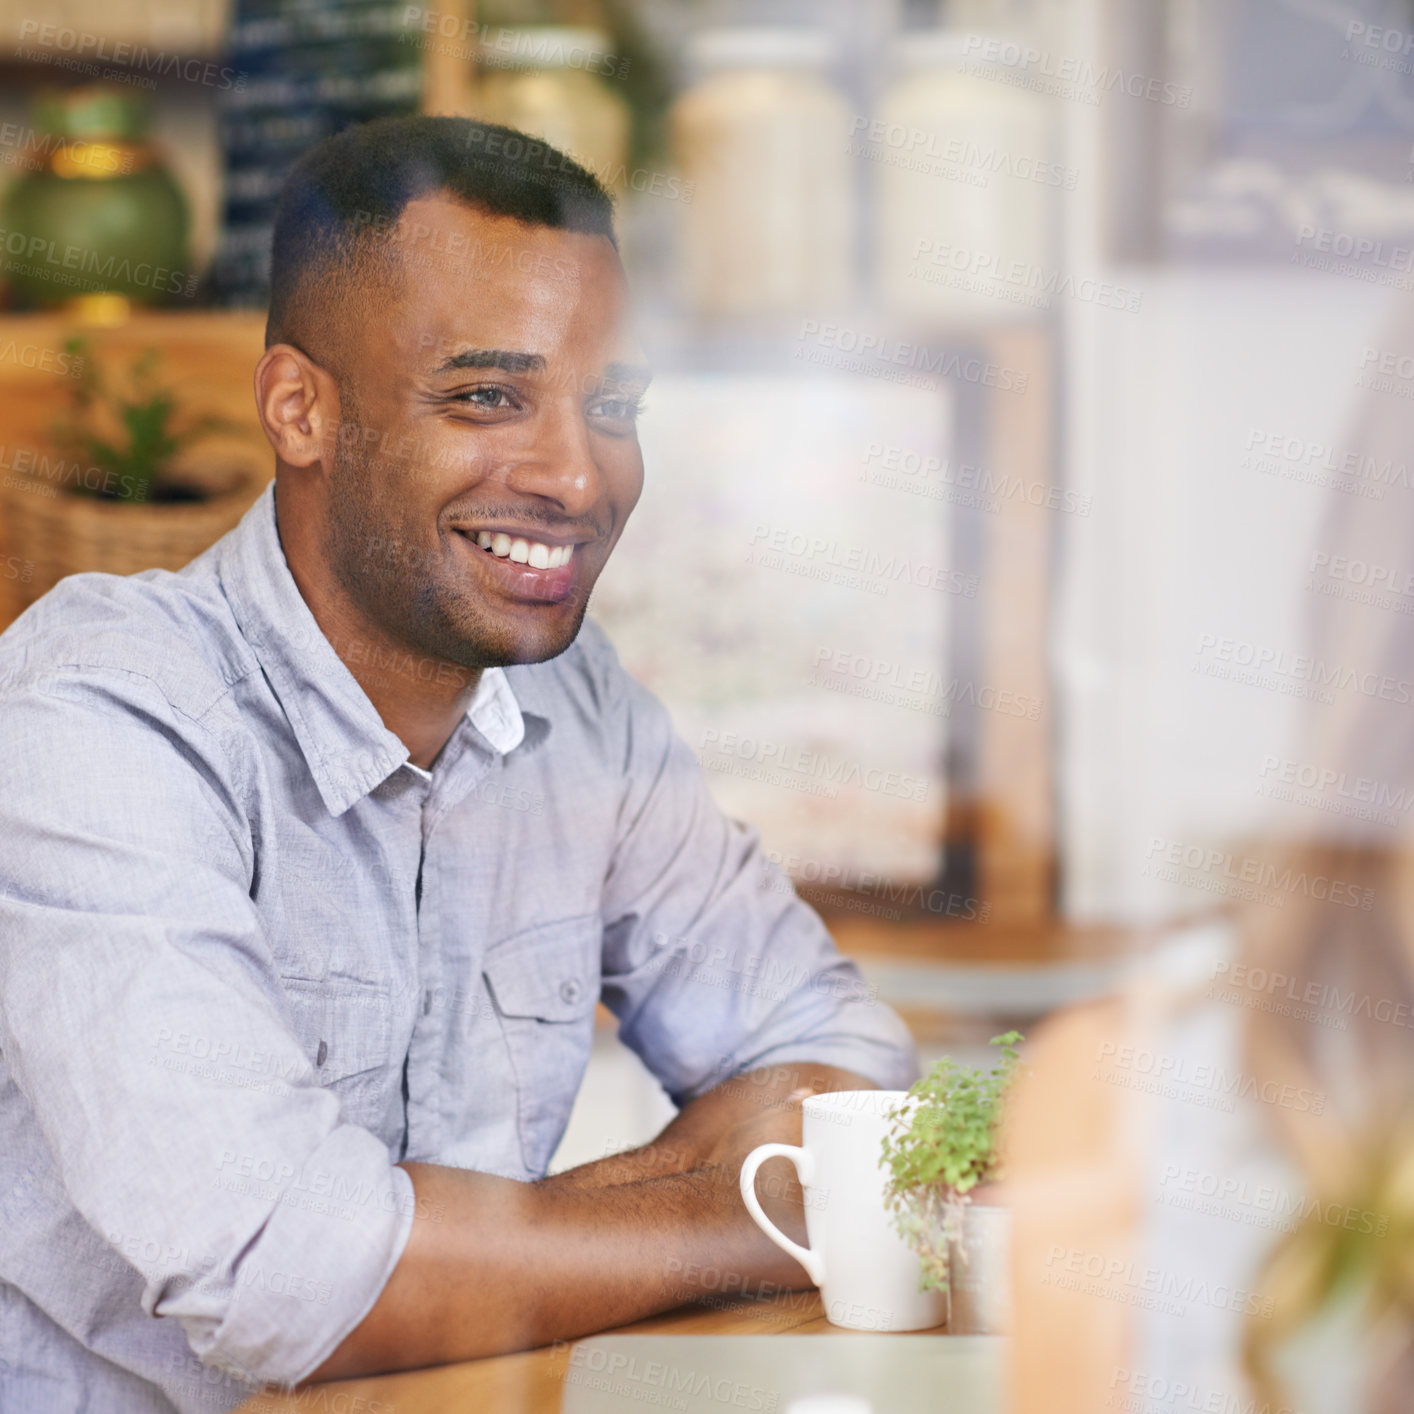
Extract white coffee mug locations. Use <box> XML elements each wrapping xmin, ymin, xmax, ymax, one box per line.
<box><xmin>738</xmin><ymin>1089</ymin><xmax>947</xmax><ymax>1332</ymax></box>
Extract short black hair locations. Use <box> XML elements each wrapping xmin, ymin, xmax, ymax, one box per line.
<box><xmin>266</xmin><ymin>114</ymin><xmax>617</xmax><ymax>361</ymax></box>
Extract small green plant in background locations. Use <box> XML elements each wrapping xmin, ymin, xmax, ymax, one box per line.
<box><xmin>51</xmin><ymin>336</ymin><xmax>238</xmax><ymax>504</ymax></box>
<box><xmin>881</xmin><ymin>1030</ymin><xmax>1024</xmax><ymax>1292</ymax></box>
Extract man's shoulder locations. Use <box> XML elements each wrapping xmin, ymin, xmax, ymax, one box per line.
<box><xmin>0</xmin><ymin>561</ymin><xmax>254</xmax><ymax>724</ymax></box>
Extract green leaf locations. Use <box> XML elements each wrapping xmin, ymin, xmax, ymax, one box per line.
<box><xmin>47</xmin><ymin>342</ymin><xmax>253</xmax><ymax>502</ymax></box>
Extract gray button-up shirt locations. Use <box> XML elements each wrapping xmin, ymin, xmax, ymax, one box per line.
<box><xmin>0</xmin><ymin>483</ymin><xmax>915</xmax><ymax>1413</ymax></box>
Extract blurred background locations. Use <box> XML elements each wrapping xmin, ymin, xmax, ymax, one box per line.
<box><xmin>2</xmin><ymin>1</ymin><xmax>1413</xmax><ymax>1404</ymax></box>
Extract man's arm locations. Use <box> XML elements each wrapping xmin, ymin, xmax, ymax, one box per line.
<box><xmin>0</xmin><ymin>668</ymin><xmax>415</xmax><ymax>1392</ymax></box>
<box><xmin>542</xmin><ymin>1061</ymin><xmax>875</xmax><ymax>1189</ymax></box>
<box><xmin>580</xmin><ymin>619</ymin><xmax>918</xmax><ymax>1108</ymax></box>
<box><xmin>310</xmin><ymin>1144</ymin><xmax>799</xmax><ymax>1380</ymax></box>
<box><xmin>311</xmin><ymin>1061</ymin><xmax>878</xmax><ymax>1379</ymax></box>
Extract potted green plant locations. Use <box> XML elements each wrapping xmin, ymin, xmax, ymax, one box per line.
<box><xmin>1</xmin><ymin>336</ymin><xmax>261</xmax><ymax>607</ymax></box>
<box><xmin>881</xmin><ymin>1030</ymin><xmax>1023</xmax><ymax>1333</ymax></box>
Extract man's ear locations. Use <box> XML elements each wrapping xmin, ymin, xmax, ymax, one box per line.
<box><xmin>254</xmin><ymin>343</ymin><xmax>337</xmax><ymax>471</ymax></box>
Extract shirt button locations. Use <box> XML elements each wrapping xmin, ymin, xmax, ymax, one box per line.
<box><xmin>559</xmin><ymin>979</ymin><xmax>582</xmax><ymax>1006</ymax></box>
<box><xmin>316</xmin><ymin>1040</ymin><xmax>328</xmax><ymax>1068</ymax></box>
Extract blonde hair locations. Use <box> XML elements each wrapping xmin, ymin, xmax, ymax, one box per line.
<box><xmin>1239</xmin><ymin>296</ymin><xmax>1414</xmax><ymax>1406</ymax></box>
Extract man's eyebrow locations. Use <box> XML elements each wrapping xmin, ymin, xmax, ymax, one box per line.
<box><xmin>600</xmin><ymin>361</ymin><xmax>654</xmax><ymax>388</ymax></box>
<box><xmin>430</xmin><ymin>349</ymin><xmax>654</xmax><ymax>391</ymax></box>
<box><xmin>432</xmin><ymin>348</ymin><xmax>547</xmax><ymax>375</ymax></box>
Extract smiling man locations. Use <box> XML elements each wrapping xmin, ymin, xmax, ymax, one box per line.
<box><xmin>0</xmin><ymin>117</ymin><xmax>915</xmax><ymax>1413</ymax></box>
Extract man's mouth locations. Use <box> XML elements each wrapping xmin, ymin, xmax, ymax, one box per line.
<box><xmin>451</xmin><ymin>527</ymin><xmax>583</xmax><ymax>604</ymax></box>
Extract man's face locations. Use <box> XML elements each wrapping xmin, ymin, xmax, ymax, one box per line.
<box><xmin>321</xmin><ymin>194</ymin><xmax>648</xmax><ymax>670</ymax></box>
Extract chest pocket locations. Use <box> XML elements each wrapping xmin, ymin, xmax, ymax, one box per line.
<box><xmin>481</xmin><ymin>913</ymin><xmax>601</xmax><ymax>1176</ymax></box>
<box><xmin>279</xmin><ymin>978</ymin><xmax>395</xmax><ymax>1134</ymax></box>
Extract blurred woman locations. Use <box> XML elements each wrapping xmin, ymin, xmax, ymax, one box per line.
<box><xmin>1006</xmin><ymin>296</ymin><xmax>1414</xmax><ymax>1414</ymax></box>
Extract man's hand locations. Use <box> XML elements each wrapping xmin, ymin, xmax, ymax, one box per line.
<box><xmin>544</xmin><ymin>1062</ymin><xmax>872</xmax><ymax>1192</ymax></box>
<box><xmin>701</xmin><ymin>1083</ymin><xmax>813</xmax><ymax>1250</ymax></box>
<box><xmin>703</xmin><ymin>1085</ymin><xmax>807</xmax><ymax>1170</ymax></box>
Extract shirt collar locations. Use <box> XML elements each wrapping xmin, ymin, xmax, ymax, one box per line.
<box><xmin>466</xmin><ymin>664</ymin><xmax>524</xmax><ymax>755</ymax></box>
<box><xmin>218</xmin><ymin>483</ymin><xmax>544</xmax><ymax>816</ymax></box>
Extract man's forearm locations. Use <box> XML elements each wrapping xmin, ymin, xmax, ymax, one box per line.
<box><xmin>308</xmin><ymin>1157</ymin><xmax>808</xmax><ymax>1381</ymax></box>
<box><xmin>539</xmin><ymin>1126</ymin><xmax>700</xmax><ymax>1190</ymax></box>
<box><xmin>309</xmin><ymin>1062</ymin><xmax>879</xmax><ymax>1381</ymax></box>
<box><xmin>543</xmin><ymin>1062</ymin><xmax>877</xmax><ymax>1191</ymax></box>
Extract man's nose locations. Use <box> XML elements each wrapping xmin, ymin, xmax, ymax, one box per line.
<box><xmin>501</xmin><ymin>402</ymin><xmax>605</xmax><ymax>516</ymax></box>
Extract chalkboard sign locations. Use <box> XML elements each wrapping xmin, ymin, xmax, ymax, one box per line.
<box><xmin>212</xmin><ymin>0</ymin><xmax>423</xmax><ymax>305</ymax></box>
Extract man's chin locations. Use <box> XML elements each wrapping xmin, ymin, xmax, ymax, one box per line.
<box><xmin>448</xmin><ymin>597</ymin><xmax>591</xmax><ymax>671</ymax></box>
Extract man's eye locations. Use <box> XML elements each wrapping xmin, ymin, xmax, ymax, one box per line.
<box><xmin>451</xmin><ymin>386</ymin><xmax>516</xmax><ymax>409</ymax></box>
<box><xmin>591</xmin><ymin>396</ymin><xmax>645</xmax><ymax>423</ymax></box>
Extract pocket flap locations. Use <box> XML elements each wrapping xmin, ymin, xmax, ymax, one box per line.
<box><xmin>279</xmin><ymin>978</ymin><xmax>392</xmax><ymax>1081</ymax></box>
<box><xmin>482</xmin><ymin>913</ymin><xmax>601</xmax><ymax>1022</ymax></box>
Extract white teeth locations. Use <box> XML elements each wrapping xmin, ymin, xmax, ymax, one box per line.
<box><xmin>474</xmin><ymin>532</ymin><xmax>575</xmax><ymax>568</ymax></box>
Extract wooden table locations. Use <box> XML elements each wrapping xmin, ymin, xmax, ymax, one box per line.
<box><xmin>235</xmin><ymin>1291</ymin><xmax>950</xmax><ymax>1414</ymax></box>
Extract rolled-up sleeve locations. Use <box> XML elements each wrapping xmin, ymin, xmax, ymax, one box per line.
<box><xmin>0</xmin><ymin>667</ymin><xmax>412</xmax><ymax>1387</ymax></box>
<box><xmin>588</xmin><ymin>631</ymin><xmax>919</xmax><ymax>1104</ymax></box>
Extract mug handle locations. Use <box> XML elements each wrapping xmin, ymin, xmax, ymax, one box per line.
<box><xmin>738</xmin><ymin>1143</ymin><xmax>826</xmax><ymax>1287</ymax></box>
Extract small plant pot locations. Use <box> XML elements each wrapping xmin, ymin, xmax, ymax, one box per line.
<box><xmin>0</xmin><ymin>458</ymin><xmax>263</xmax><ymax>608</ymax></box>
<box><xmin>948</xmin><ymin>1201</ymin><xmax>1010</xmax><ymax>1335</ymax></box>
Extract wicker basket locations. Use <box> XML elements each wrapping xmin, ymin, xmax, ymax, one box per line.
<box><xmin>0</xmin><ymin>459</ymin><xmax>266</xmax><ymax>608</ymax></box>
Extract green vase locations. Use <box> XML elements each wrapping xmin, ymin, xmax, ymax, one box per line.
<box><xmin>2</xmin><ymin>86</ymin><xmax>191</xmax><ymax>309</ymax></box>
